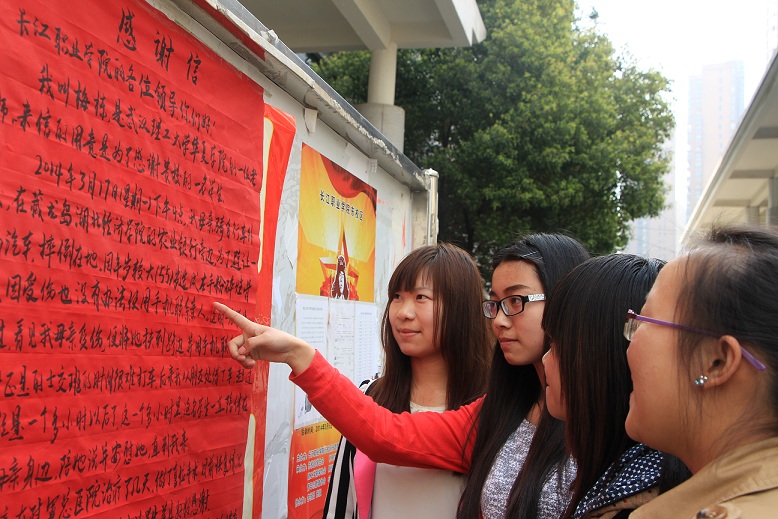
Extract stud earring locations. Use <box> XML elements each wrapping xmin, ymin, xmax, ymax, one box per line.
<box><xmin>693</xmin><ymin>375</ymin><xmax>708</xmax><ymax>387</ymax></box>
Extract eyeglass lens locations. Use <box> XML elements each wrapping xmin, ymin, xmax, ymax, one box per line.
<box><xmin>500</xmin><ymin>296</ymin><xmax>525</xmax><ymax>316</ymax></box>
<box><xmin>482</xmin><ymin>296</ymin><xmax>525</xmax><ymax>318</ymax></box>
<box><xmin>623</xmin><ymin>318</ymin><xmax>638</xmax><ymax>341</ymax></box>
<box><xmin>482</xmin><ymin>301</ymin><xmax>498</xmax><ymax>318</ymax></box>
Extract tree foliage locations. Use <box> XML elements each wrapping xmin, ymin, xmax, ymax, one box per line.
<box><xmin>311</xmin><ymin>0</ymin><xmax>673</xmax><ymax>272</ymax></box>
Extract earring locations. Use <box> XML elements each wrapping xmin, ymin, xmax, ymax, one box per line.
<box><xmin>694</xmin><ymin>375</ymin><xmax>708</xmax><ymax>387</ymax></box>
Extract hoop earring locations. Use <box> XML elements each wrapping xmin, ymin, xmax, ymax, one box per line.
<box><xmin>693</xmin><ymin>375</ymin><xmax>708</xmax><ymax>387</ymax></box>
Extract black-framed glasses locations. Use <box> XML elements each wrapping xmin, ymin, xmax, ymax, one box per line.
<box><xmin>624</xmin><ymin>309</ymin><xmax>766</xmax><ymax>371</ymax></box>
<box><xmin>482</xmin><ymin>294</ymin><xmax>545</xmax><ymax>319</ymax></box>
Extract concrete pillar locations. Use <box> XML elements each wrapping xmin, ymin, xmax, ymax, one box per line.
<box><xmin>367</xmin><ymin>42</ymin><xmax>397</xmax><ymax>105</ymax></box>
<box><xmin>770</xmin><ymin>177</ymin><xmax>778</xmax><ymax>226</ymax></box>
<box><xmin>356</xmin><ymin>42</ymin><xmax>406</xmax><ymax>152</ymax></box>
<box><xmin>745</xmin><ymin>205</ymin><xmax>760</xmax><ymax>225</ymax></box>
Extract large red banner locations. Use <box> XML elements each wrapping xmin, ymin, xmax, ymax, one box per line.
<box><xmin>0</xmin><ymin>1</ymin><xmax>269</xmax><ymax>517</ymax></box>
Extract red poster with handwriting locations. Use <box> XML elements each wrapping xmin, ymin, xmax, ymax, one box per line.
<box><xmin>0</xmin><ymin>1</ymin><xmax>270</xmax><ymax>517</ymax></box>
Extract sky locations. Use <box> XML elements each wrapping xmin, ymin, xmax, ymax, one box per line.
<box><xmin>574</xmin><ymin>0</ymin><xmax>773</xmax><ymax>215</ymax></box>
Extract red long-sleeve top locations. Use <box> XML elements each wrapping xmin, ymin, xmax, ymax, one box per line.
<box><xmin>290</xmin><ymin>350</ymin><xmax>483</xmax><ymax>473</ymax></box>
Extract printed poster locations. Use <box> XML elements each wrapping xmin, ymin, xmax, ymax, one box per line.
<box><xmin>295</xmin><ymin>144</ymin><xmax>376</xmax><ymax>303</ymax></box>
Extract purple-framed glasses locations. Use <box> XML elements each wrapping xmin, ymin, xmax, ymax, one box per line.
<box><xmin>624</xmin><ymin>309</ymin><xmax>766</xmax><ymax>371</ymax></box>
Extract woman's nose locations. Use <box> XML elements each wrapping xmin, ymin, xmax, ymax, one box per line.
<box><xmin>396</xmin><ymin>299</ymin><xmax>415</xmax><ymax>319</ymax></box>
<box><xmin>491</xmin><ymin>307</ymin><xmax>511</xmax><ymax>328</ymax></box>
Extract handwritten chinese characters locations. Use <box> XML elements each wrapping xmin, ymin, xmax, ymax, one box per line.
<box><xmin>1</xmin><ymin>0</ymin><xmax>264</xmax><ymax>517</ymax></box>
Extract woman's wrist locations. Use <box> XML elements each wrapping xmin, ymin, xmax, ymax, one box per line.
<box><xmin>287</xmin><ymin>340</ymin><xmax>316</xmax><ymax>374</ymax></box>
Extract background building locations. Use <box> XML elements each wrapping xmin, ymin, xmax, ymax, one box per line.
<box><xmin>623</xmin><ymin>135</ymin><xmax>679</xmax><ymax>260</ymax></box>
<box><xmin>684</xmin><ymin>51</ymin><xmax>778</xmax><ymax>237</ymax></box>
<box><xmin>686</xmin><ymin>61</ymin><xmax>746</xmax><ymax>222</ymax></box>
<box><xmin>769</xmin><ymin>0</ymin><xmax>778</xmax><ymax>60</ymax></box>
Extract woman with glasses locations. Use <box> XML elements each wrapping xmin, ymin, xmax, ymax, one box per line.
<box><xmin>541</xmin><ymin>254</ymin><xmax>690</xmax><ymax>518</ymax></box>
<box><xmin>459</xmin><ymin>235</ymin><xmax>588</xmax><ymax>518</ymax></box>
<box><xmin>622</xmin><ymin>224</ymin><xmax>778</xmax><ymax>518</ymax></box>
<box><xmin>217</xmin><ymin>234</ymin><xmax>589</xmax><ymax>518</ymax></box>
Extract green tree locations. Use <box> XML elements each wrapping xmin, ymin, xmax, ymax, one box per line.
<box><xmin>312</xmin><ymin>0</ymin><xmax>673</xmax><ymax>272</ymax></box>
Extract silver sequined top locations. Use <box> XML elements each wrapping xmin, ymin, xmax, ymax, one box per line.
<box><xmin>480</xmin><ymin>420</ymin><xmax>576</xmax><ymax>519</ymax></box>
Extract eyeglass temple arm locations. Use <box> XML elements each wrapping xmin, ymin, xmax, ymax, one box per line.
<box><xmin>627</xmin><ymin>311</ymin><xmax>766</xmax><ymax>371</ymax></box>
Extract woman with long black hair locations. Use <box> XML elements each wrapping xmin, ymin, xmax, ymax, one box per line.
<box><xmin>542</xmin><ymin>254</ymin><xmax>689</xmax><ymax>518</ymax></box>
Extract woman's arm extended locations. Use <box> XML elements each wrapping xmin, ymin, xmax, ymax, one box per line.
<box><xmin>293</xmin><ymin>350</ymin><xmax>480</xmax><ymax>472</ymax></box>
<box><xmin>215</xmin><ymin>302</ymin><xmax>479</xmax><ymax>472</ymax></box>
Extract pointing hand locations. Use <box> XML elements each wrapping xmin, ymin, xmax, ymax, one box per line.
<box><xmin>214</xmin><ymin>302</ymin><xmax>315</xmax><ymax>373</ymax></box>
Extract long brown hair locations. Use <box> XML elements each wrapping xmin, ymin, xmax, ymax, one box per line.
<box><xmin>370</xmin><ymin>243</ymin><xmax>493</xmax><ymax>412</ymax></box>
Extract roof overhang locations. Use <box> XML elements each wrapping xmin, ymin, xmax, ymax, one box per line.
<box><xmin>238</xmin><ymin>0</ymin><xmax>486</xmax><ymax>52</ymax></box>
<box><xmin>685</xmin><ymin>52</ymin><xmax>778</xmax><ymax>239</ymax></box>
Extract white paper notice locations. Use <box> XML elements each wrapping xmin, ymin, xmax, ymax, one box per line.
<box><xmin>354</xmin><ymin>302</ymin><xmax>381</xmax><ymax>384</ymax></box>
<box><xmin>294</xmin><ymin>294</ymin><xmax>329</xmax><ymax>428</ymax></box>
<box><xmin>295</xmin><ymin>294</ymin><xmax>329</xmax><ymax>350</ymax></box>
<box><xmin>327</xmin><ymin>299</ymin><xmax>356</xmax><ymax>381</ymax></box>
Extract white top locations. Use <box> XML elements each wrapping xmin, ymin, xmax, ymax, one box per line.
<box><xmin>370</xmin><ymin>402</ymin><xmax>466</xmax><ymax>519</ymax></box>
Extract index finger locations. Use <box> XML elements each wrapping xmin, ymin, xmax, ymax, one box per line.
<box><xmin>214</xmin><ymin>301</ymin><xmax>255</xmax><ymax>330</ymax></box>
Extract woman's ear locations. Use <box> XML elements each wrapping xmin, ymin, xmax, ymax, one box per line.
<box><xmin>697</xmin><ymin>335</ymin><xmax>745</xmax><ymax>389</ymax></box>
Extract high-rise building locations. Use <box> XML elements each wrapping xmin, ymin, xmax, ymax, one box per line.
<box><xmin>624</xmin><ymin>135</ymin><xmax>678</xmax><ymax>261</ymax></box>
<box><xmin>686</xmin><ymin>61</ymin><xmax>745</xmax><ymax>222</ymax></box>
<box><xmin>769</xmin><ymin>0</ymin><xmax>778</xmax><ymax>61</ymax></box>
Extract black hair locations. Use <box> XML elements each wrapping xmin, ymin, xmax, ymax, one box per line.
<box><xmin>676</xmin><ymin>225</ymin><xmax>778</xmax><ymax>433</ymax></box>
<box><xmin>543</xmin><ymin>254</ymin><xmax>666</xmax><ymax>515</ymax></box>
<box><xmin>458</xmin><ymin>233</ymin><xmax>590</xmax><ymax>519</ymax></box>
